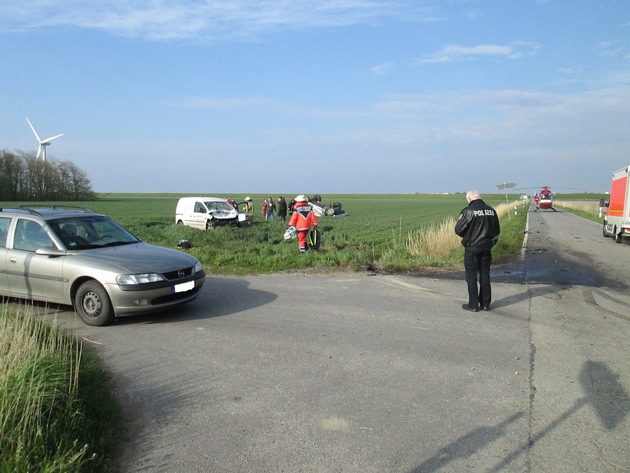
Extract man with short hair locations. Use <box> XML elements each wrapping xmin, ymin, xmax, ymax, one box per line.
<box><xmin>265</xmin><ymin>197</ymin><xmax>276</xmax><ymax>221</ymax></box>
<box><xmin>455</xmin><ymin>190</ymin><xmax>501</xmax><ymax>312</ymax></box>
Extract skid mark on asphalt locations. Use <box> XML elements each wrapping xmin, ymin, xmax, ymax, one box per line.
<box><xmin>582</xmin><ymin>288</ymin><xmax>630</xmax><ymax>322</ymax></box>
<box><xmin>374</xmin><ymin>276</ymin><xmax>449</xmax><ymax>299</ymax></box>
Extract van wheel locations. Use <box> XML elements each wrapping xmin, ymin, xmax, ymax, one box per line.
<box><xmin>177</xmin><ymin>220</ymin><xmax>184</xmax><ymax>225</ymax></box>
<box><xmin>615</xmin><ymin>227</ymin><xmax>623</xmax><ymax>243</ymax></box>
<box><xmin>75</xmin><ymin>281</ymin><xmax>115</xmax><ymax>326</ymax></box>
<box><xmin>206</xmin><ymin>220</ymin><xmax>216</xmax><ymax>230</ymax></box>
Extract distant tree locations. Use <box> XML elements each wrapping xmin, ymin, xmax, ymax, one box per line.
<box><xmin>0</xmin><ymin>149</ymin><xmax>95</xmax><ymax>201</ymax></box>
<box><xmin>59</xmin><ymin>160</ymin><xmax>94</xmax><ymax>200</ymax></box>
<box><xmin>0</xmin><ymin>150</ymin><xmax>25</xmax><ymax>200</ymax></box>
<box><xmin>25</xmin><ymin>155</ymin><xmax>47</xmax><ymax>199</ymax></box>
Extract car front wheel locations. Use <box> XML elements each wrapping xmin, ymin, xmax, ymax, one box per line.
<box><xmin>75</xmin><ymin>280</ymin><xmax>115</xmax><ymax>326</ymax></box>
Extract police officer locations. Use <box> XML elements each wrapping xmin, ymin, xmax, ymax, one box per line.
<box><xmin>454</xmin><ymin>190</ymin><xmax>500</xmax><ymax>312</ymax></box>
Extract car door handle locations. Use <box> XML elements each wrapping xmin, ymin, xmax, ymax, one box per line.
<box><xmin>9</xmin><ymin>257</ymin><xmax>17</xmax><ymax>263</ymax></box>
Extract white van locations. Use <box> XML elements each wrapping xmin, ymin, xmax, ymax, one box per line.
<box><xmin>175</xmin><ymin>197</ymin><xmax>239</xmax><ymax>229</ymax></box>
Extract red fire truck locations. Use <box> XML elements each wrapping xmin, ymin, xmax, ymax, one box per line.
<box><xmin>603</xmin><ymin>165</ymin><xmax>630</xmax><ymax>243</ymax></box>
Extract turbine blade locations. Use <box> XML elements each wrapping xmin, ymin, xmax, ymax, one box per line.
<box><xmin>36</xmin><ymin>146</ymin><xmax>42</xmax><ymax>159</ymax></box>
<box><xmin>42</xmin><ymin>133</ymin><xmax>64</xmax><ymax>143</ymax></box>
<box><xmin>26</xmin><ymin>117</ymin><xmax>41</xmax><ymax>142</ymax></box>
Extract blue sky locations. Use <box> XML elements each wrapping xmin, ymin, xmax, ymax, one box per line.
<box><xmin>1</xmin><ymin>1</ymin><xmax>629</xmax><ymax>195</ymax></box>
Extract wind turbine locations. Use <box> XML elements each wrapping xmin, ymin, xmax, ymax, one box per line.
<box><xmin>26</xmin><ymin>117</ymin><xmax>64</xmax><ymax>162</ymax></box>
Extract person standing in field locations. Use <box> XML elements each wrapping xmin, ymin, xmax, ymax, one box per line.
<box><xmin>244</xmin><ymin>196</ymin><xmax>254</xmax><ymax>223</ymax></box>
<box><xmin>454</xmin><ymin>189</ymin><xmax>500</xmax><ymax>312</ymax></box>
<box><xmin>288</xmin><ymin>198</ymin><xmax>296</xmax><ymax>216</ymax></box>
<box><xmin>288</xmin><ymin>195</ymin><xmax>317</xmax><ymax>253</ymax></box>
<box><xmin>277</xmin><ymin>196</ymin><xmax>287</xmax><ymax>222</ymax></box>
<box><xmin>265</xmin><ymin>197</ymin><xmax>276</xmax><ymax>221</ymax></box>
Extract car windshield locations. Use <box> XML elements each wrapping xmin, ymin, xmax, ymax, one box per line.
<box><xmin>204</xmin><ymin>201</ymin><xmax>234</xmax><ymax>212</ymax></box>
<box><xmin>49</xmin><ymin>215</ymin><xmax>141</xmax><ymax>250</ymax></box>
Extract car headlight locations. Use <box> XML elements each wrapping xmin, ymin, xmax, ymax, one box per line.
<box><xmin>117</xmin><ymin>273</ymin><xmax>165</xmax><ymax>285</ymax></box>
<box><xmin>194</xmin><ymin>261</ymin><xmax>203</xmax><ymax>273</ymax></box>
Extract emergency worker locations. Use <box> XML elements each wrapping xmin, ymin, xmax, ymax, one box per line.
<box><xmin>288</xmin><ymin>195</ymin><xmax>317</xmax><ymax>253</ymax></box>
<box><xmin>244</xmin><ymin>196</ymin><xmax>253</xmax><ymax>213</ymax></box>
<box><xmin>244</xmin><ymin>196</ymin><xmax>254</xmax><ymax>223</ymax></box>
<box><xmin>454</xmin><ymin>190</ymin><xmax>500</xmax><ymax>312</ymax></box>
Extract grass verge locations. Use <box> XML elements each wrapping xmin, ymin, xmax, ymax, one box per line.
<box><xmin>0</xmin><ymin>305</ymin><xmax>121</xmax><ymax>473</ymax></box>
<box><xmin>555</xmin><ymin>199</ymin><xmax>606</xmax><ymax>224</ymax></box>
<box><xmin>380</xmin><ymin>199</ymin><xmax>529</xmax><ymax>273</ymax></box>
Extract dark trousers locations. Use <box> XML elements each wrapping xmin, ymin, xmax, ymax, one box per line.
<box><xmin>464</xmin><ymin>248</ymin><xmax>493</xmax><ymax>309</ymax></box>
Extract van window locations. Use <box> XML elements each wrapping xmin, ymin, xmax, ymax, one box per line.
<box><xmin>194</xmin><ymin>202</ymin><xmax>205</xmax><ymax>213</ymax></box>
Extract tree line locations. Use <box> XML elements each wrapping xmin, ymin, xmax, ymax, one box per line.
<box><xmin>0</xmin><ymin>150</ymin><xmax>95</xmax><ymax>201</ymax></box>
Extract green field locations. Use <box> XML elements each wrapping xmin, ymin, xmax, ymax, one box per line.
<box><xmin>3</xmin><ymin>193</ymin><xmax>529</xmax><ymax>275</ymax></box>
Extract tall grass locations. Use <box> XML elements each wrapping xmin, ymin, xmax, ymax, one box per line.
<box><xmin>554</xmin><ymin>199</ymin><xmax>607</xmax><ymax>224</ymax></box>
<box><xmin>556</xmin><ymin>200</ymin><xmax>600</xmax><ymax>214</ymax></box>
<box><xmin>403</xmin><ymin>199</ymin><xmax>528</xmax><ymax>262</ymax></box>
<box><xmin>0</xmin><ymin>305</ymin><xmax>120</xmax><ymax>472</ymax></box>
<box><xmin>406</xmin><ymin>217</ymin><xmax>460</xmax><ymax>258</ymax></box>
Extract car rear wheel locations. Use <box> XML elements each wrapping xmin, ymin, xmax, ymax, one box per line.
<box><xmin>75</xmin><ymin>280</ymin><xmax>115</xmax><ymax>326</ymax></box>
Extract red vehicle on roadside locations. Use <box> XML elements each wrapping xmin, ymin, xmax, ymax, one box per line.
<box><xmin>603</xmin><ymin>165</ymin><xmax>630</xmax><ymax>243</ymax></box>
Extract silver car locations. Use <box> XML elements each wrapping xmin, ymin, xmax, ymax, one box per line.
<box><xmin>0</xmin><ymin>206</ymin><xmax>205</xmax><ymax>326</ymax></box>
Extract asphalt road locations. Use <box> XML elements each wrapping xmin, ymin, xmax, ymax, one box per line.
<box><xmin>35</xmin><ymin>205</ymin><xmax>630</xmax><ymax>472</ymax></box>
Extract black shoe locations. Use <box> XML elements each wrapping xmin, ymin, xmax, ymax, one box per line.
<box><xmin>481</xmin><ymin>305</ymin><xmax>490</xmax><ymax>311</ymax></box>
<box><xmin>462</xmin><ymin>304</ymin><xmax>479</xmax><ymax>313</ymax></box>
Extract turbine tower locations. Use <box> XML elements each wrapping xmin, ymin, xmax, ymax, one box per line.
<box><xmin>26</xmin><ymin>117</ymin><xmax>64</xmax><ymax>162</ymax></box>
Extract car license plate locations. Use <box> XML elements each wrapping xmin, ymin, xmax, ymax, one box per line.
<box><xmin>173</xmin><ymin>281</ymin><xmax>194</xmax><ymax>293</ymax></box>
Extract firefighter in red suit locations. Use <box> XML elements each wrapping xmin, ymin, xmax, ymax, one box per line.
<box><xmin>288</xmin><ymin>195</ymin><xmax>317</xmax><ymax>253</ymax></box>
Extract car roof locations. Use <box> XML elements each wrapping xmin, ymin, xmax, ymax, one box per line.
<box><xmin>185</xmin><ymin>196</ymin><xmax>225</xmax><ymax>201</ymax></box>
<box><xmin>0</xmin><ymin>206</ymin><xmax>101</xmax><ymax>220</ymax></box>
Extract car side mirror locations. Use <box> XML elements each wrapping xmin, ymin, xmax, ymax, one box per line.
<box><xmin>36</xmin><ymin>247</ymin><xmax>68</xmax><ymax>257</ymax></box>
